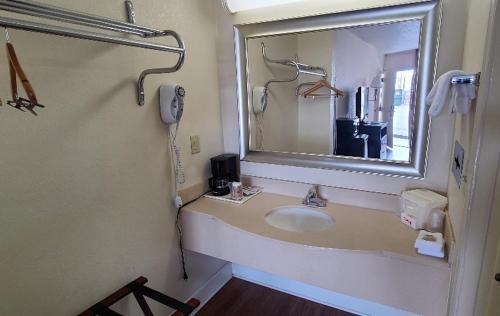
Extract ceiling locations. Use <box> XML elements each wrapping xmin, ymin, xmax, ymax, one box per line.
<box><xmin>347</xmin><ymin>20</ymin><xmax>421</xmax><ymax>54</ymax></box>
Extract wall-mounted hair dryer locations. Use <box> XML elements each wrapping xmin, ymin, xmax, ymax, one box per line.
<box><xmin>160</xmin><ymin>84</ymin><xmax>185</xmax><ymax>124</ymax></box>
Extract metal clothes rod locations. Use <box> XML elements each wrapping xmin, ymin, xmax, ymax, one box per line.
<box><xmin>0</xmin><ymin>16</ymin><xmax>183</xmax><ymax>53</ymax></box>
<box><xmin>451</xmin><ymin>73</ymin><xmax>481</xmax><ymax>86</ymax></box>
<box><xmin>261</xmin><ymin>42</ymin><xmax>327</xmax><ymax>78</ymax></box>
<box><xmin>259</xmin><ymin>42</ymin><xmax>329</xmax><ymax>112</ymax></box>
<box><xmin>0</xmin><ymin>0</ymin><xmax>158</xmax><ymax>36</ymax></box>
<box><xmin>0</xmin><ymin>0</ymin><xmax>186</xmax><ymax>106</ymax></box>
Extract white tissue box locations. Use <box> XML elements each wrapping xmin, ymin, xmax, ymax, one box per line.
<box><xmin>415</xmin><ymin>230</ymin><xmax>444</xmax><ymax>249</ymax></box>
<box><xmin>417</xmin><ymin>247</ymin><xmax>445</xmax><ymax>258</ymax></box>
<box><xmin>415</xmin><ymin>230</ymin><xmax>445</xmax><ymax>258</ymax></box>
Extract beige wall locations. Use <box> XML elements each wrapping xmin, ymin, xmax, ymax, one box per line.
<box><xmin>297</xmin><ymin>31</ymin><xmax>334</xmax><ymax>154</ymax></box>
<box><xmin>446</xmin><ymin>1</ymin><xmax>498</xmax><ymax>314</ymax></box>
<box><xmin>0</xmin><ymin>1</ymin><xmax>226</xmax><ymax>315</ymax></box>
<box><xmin>447</xmin><ymin>0</ymin><xmax>492</xmax><ymax>243</ymax></box>
<box><xmin>246</xmin><ymin>30</ymin><xmax>336</xmax><ymax>155</ymax></box>
<box><xmin>247</xmin><ymin>35</ymin><xmax>299</xmax><ymax>152</ymax></box>
<box><xmin>333</xmin><ymin>29</ymin><xmax>382</xmax><ymax>118</ymax></box>
<box><xmin>218</xmin><ymin>0</ymin><xmax>466</xmax><ymax>196</ymax></box>
<box><xmin>480</xmin><ymin>167</ymin><xmax>500</xmax><ymax>315</ymax></box>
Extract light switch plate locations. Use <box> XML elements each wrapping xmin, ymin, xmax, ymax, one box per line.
<box><xmin>452</xmin><ymin>141</ymin><xmax>465</xmax><ymax>188</ymax></box>
<box><xmin>190</xmin><ymin>135</ymin><xmax>201</xmax><ymax>154</ymax></box>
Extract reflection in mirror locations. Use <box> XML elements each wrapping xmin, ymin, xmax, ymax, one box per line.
<box><xmin>247</xmin><ymin>20</ymin><xmax>421</xmax><ymax>162</ymax></box>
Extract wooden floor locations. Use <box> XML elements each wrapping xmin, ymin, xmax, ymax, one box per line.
<box><xmin>196</xmin><ymin>278</ymin><xmax>356</xmax><ymax>316</ymax></box>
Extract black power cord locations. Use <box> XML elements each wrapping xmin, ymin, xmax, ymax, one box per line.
<box><xmin>175</xmin><ymin>191</ymin><xmax>210</xmax><ymax>280</ymax></box>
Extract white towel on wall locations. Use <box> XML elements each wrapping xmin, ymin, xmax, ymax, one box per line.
<box><xmin>426</xmin><ymin>70</ymin><xmax>476</xmax><ymax>117</ymax></box>
<box><xmin>451</xmin><ymin>82</ymin><xmax>476</xmax><ymax>114</ymax></box>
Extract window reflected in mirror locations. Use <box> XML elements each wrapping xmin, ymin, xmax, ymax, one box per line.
<box><xmin>246</xmin><ymin>20</ymin><xmax>422</xmax><ymax>162</ymax></box>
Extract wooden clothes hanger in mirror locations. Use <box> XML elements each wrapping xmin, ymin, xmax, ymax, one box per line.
<box><xmin>301</xmin><ymin>79</ymin><xmax>345</xmax><ymax>98</ymax></box>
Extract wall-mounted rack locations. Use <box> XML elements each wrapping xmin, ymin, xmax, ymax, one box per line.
<box><xmin>451</xmin><ymin>72</ymin><xmax>480</xmax><ymax>86</ymax></box>
<box><xmin>261</xmin><ymin>42</ymin><xmax>327</xmax><ymax>79</ymax></box>
<box><xmin>260</xmin><ymin>42</ymin><xmax>328</xmax><ymax>111</ymax></box>
<box><xmin>0</xmin><ymin>0</ymin><xmax>185</xmax><ymax>106</ymax></box>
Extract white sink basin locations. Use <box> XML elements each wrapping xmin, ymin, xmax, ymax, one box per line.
<box><xmin>264</xmin><ymin>206</ymin><xmax>334</xmax><ymax>232</ymax></box>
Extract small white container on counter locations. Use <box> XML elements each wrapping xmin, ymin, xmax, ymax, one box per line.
<box><xmin>401</xmin><ymin>189</ymin><xmax>447</xmax><ymax>229</ymax></box>
<box><xmin>415</xmin><ymin>230</ymin><xmax>445</xmax><ymax>258</ymax></box>
<box><xmin>426</xmin><ymin>209</ymin><xmax>446</xmax><ymax>233</ymax></box>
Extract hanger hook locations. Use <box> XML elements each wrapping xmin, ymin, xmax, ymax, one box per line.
<box><xmin>4</xmin><ymin>27</ymin><xmax>10</xmax><ymax>42</ymax></box>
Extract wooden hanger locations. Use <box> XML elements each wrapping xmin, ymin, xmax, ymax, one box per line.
<box><xmin>5</xmin><ymin>28</ymin><xmax>44</xmax><ymax>115</ymax></box>
<box><xmin>301</xmin><ymin>79</ymin><xmax>345</xmax><ymax>98</ymax></box>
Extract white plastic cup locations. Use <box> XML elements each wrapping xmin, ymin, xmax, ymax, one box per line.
<box><xmin>230</xmin><ymin>182</ymin><xmax>243</xmax><ymax>201</ymax></box>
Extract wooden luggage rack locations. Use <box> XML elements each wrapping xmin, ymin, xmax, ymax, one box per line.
<box><xmin>79</xmin><ymin>276</ymin><xmax>200</xmax><ymax>316</ymax></box>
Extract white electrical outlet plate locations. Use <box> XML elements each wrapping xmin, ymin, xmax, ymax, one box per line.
<box><xmin>190</xmin><ymin>135</ymin><xmax>201</xmax><ymax>154</ymax></box>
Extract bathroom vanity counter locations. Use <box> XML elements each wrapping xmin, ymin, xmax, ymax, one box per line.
<box><xmin>183</xmin><ymin>192</ymin><xmax>446</xmax><ymax>266</ymax></box>
<box><xmin>182</xmin><ymin>192</ymin><xmax>451</xmax><ymax>316</ymax></box>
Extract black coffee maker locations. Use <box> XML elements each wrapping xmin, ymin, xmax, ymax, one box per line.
<box><xmin>209</xmin><ymin>154</ymin><xmax>239</xmax><ymax>196</ymax></box>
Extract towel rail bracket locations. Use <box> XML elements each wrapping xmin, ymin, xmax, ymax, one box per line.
<box><xmin>451</xmin><ymin>72</ymin><xmax>481</xmax><ymax>86</ymax></box>
<box><xmin>124</xmin><ymin>0</ymin><xmax>136</xmax><ymax>24</ymax></box>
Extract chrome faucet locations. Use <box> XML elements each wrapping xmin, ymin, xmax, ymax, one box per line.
<box><xmin>303</xmin><ymin>185</ymin><xmax>327</xmax><ymax>208</ymax></box>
